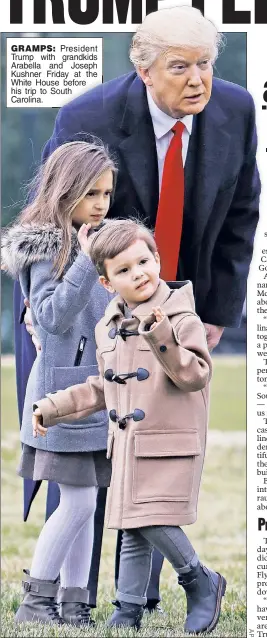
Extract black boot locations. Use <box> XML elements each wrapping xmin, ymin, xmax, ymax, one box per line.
<box><xmin>15</xmin><ymin>569</ymin><xmax>65</xmax><ymax>625</ymax></box>
<box><xmin>144</xmin><ymin>600</ymin><xmax>165</xmax><ymax>614</ymax></box>
<box><xmin>178</xmin><ymin>563</ymin><xmax>226</xmax><ymax>634</ymax></box>
<box><xmin>58</xmin><ymin>586</ymin><xmax>95</xmax><ymax>626</ymax></box>
<box><xmin>107</xmin><ymin>600</ymin><xmax>144</xmax><ymax>630</ymax></box>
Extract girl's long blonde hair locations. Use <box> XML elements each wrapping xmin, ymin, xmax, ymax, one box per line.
<box><xmin>18</xmin><ymin>140</ymin><xmax>117</xmax><ymax>278</ymax></box>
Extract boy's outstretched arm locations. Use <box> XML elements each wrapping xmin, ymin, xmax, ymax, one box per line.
<box><xmin>139</xmin><ymin>310</ymin><xmax>212</xmax><ymax>392</ymax></box>
<box><xmin>32</xmin><ymin>350</ymin><xmax>106</xmax><ymax>437</ymax></box>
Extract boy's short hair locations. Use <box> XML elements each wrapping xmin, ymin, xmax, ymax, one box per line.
<box><xmin>90</xmin><ymin>218</ymin><xmax>157</xmax><ymax>278</ymax></box>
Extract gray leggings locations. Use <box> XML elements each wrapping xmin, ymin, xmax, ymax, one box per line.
<box><xmin>117</xmin><ymin>526</ymin><xmax>198</xmax><ymax>605</ymax></box>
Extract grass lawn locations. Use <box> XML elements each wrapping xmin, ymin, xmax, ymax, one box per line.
<box><xmin>1</xmin><ymin>357</ymin><xmax>246</xmax><ymax>637</ymax></box>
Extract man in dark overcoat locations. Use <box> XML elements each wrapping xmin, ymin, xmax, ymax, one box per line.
<box><xmin>14</xmin><ymin>4</ymin><xmax>260</xmax><ymax>611</ymax></box>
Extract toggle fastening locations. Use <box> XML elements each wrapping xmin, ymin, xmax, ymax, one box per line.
<box><xmin>104</xmin><ymin>368</ymin><xmax>149</xmax><ymax>384</ymax></box>
<box><xmin>108</xmin><ymin>327</ymin><xmax>139</xmax><ymax>341</ymax></box>
<box><xmin>109</xmin><ymin>409</ymin><xmax>145</xmax><ymax>429</ymax></box>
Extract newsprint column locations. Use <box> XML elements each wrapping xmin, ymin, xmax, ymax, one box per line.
<box><xmin>247</xmin><ymin>28</ymin><xmax>267</xmax><ymax>638</ymax></box>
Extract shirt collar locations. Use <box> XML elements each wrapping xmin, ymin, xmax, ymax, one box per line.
<box><xmin>146</xmin><ymin>88</ymin><xmax>193</xmax><ymax>140</ymax></box>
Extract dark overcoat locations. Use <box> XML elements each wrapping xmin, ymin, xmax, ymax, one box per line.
<box><xmin>43</xmin><ymin>71</ymin><xmax>261</xmax><ymax>328</ymax></box>
<box><xmin>15</xmin><ymin>71</ymin><xmax>260</xmax><ymax>516</ymax></box>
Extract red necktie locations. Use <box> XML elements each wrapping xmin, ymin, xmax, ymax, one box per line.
<box><xmin>154</xmin><ymin>121</ymin><xmax>185</xmax><ymax>281</ymax></box>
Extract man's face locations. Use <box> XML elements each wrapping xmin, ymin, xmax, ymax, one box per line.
<box><xmin>99</xmin><ymin>239</ymin><xmax>160</xmax><ymax>308</ymax></box>
<box><xmin>139</xmin><ymin>47</ymin><xmax>213</xmax><ymax>118</ymax></box>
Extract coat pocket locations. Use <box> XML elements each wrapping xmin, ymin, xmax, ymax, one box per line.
<box><xmin>132</xmin><ymin>429</ymin><xmax>201</xmax><ymax>503</ymax></box>
<box><xmin>73</xmin><ymin>336</ymin><xmax>87</xmax><ymax>366</ymax></box>
<box><xmin>50</xmin><ymin>365</ymin><xmax>99</xmax><ymax>391</ymax></box>
<box><xmin>50</xmin><ymin>365</ymin><xmax>104</xmax><ymax>428</ymax></box>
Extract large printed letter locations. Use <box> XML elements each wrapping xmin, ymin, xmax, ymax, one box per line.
<box><xmin>68</xmin><ymin>0</ymin><xmax>99</xmax><ymax>25</ymax></box>
<box><xmin>223</xmin><ymin>0</ymin><xmax>251</xmax><ymax>24</ymax></box>
<box><xmin>146</xmin><ymin>0</ymin><xmax>158</xmax><ymax>15</ymax></box>
<box><xmin>191</xmin><ymin>0</ymin><xmax>204</xmax><ymax>14</ymax></box>
<box><xmin>103</xmin><ymin>0</ymin><xmax>158</xmax><ymax>23</ymax></box>
<box><xmin>10</xmin><ymin>0</ymin><xmax>23</xmax><ymax>23</ymax></box>
<box><xmin>34</xmin><ymin>0</ymin><xmax>65</xmax><ymax>24</ymax></box>
<box><xmin>255</xmin><ymin>0</ymin><xmax>267</xmax><ymax>23</ymax></box>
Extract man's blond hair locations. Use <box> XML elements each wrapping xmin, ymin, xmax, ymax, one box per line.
<box><xmin>130</xmin><ymin>5</ymin><xmax>224</xmax><ymax>69</ymax></box>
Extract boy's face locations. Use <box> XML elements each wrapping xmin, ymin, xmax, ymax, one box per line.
<box><xmin>99</xmin><ymin>239</ymin><xmax>160</xmax><ymax>308</ymax></box>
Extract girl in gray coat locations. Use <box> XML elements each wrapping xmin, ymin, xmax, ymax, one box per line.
<box><xmin>1</xmin><ymin>140</ymin><xmax>116</xmax><ymax>626</ymax></box>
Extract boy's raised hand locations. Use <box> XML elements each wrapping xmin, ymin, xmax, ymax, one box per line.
<box><xmin>150</xmin><ymin>306</ymin><xmax>166</xmax><ymax>330</ymax></box>
<box><xmin>77</xmin><ymin>223</ymin><xmax>94</xmax><ymax>255</ymax></box>
<box><xmin>32</xmin><ymin>408</ymin><xmax>47</xmax><ymax>438</ymax></box>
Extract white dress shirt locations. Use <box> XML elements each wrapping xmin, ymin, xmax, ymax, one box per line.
<box><xmin>146</xmin><ymin>89</ymin><xmax>193</xmax><ymax>192</ymax></box>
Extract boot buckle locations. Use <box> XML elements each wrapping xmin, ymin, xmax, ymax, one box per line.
<box><xmin>22</xmin><ymin>580</ymin><xmax>39</xmax><ymax>593</ymax></box>
<box><xmin>23</xmin><ymin>581</ymin><xmax>31</xmax><ymax>592</ymax></box>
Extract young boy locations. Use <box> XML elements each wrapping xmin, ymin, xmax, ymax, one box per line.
<box><xmin>33</xmin><ymin>219</ymin><xmax>226</xmax><ymax>634</ymax></box>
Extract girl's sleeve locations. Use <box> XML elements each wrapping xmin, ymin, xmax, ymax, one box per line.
<box><xmin>139</xmin><ymin>314</ymin><xmax>212</xmax><ymax>391</ymax></box>
<box><xmin>28</xmin><ymin>253</ymin><xmax>99</xmax><ymax>334</ymax></box>
<box><xmin>35</xmin><ymin>349</ymin><xmax>106</xmax><ymax>426</ymax></box>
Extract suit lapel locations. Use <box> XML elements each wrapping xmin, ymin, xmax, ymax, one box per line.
<box><xmin>118</xmin><ymin>75</ymin><xmax>159</xmax><ymax>224</ymax></box>
<box><xmin>185</xmin><ymin>92</ymin><xmax>231</xmax><ymax>246</ymax></box>
<box><xmin>116</xmin><ymin>76</ymin><xmax>231</xmax><ymax>245</ymax></box>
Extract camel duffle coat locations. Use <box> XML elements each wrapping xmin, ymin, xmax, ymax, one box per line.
<box><xmin>37</xmin><ymin>280</ymin><xmax>212</xmax><ymax>529</ymax></box>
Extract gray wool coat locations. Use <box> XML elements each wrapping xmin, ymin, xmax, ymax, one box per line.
<box><xmin>2</xmin><ymin>223</ymin><xmax>113</xmax><ymax>452</ymax></box>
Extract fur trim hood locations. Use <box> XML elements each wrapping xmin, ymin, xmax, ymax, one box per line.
<box><xmin>1</xmin><ymin>224</ymin><xmax>80</xmax><ymax>279</ymax></box>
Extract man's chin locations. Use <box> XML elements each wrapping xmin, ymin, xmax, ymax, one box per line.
<box><xmin>186</xmin><ymin>98</ymin><xmax>209</xmax><ymax>115</ymax></box>
<box><xmin>173</xmin><ymin>99</ymin><xmax>208</xmax><ymax>118</ymax></box>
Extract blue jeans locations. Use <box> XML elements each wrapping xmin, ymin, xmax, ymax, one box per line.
<box><xmin>117</xmin><ymin>526</ymin><xmax>197</xmax><ymax>606</ymax></box>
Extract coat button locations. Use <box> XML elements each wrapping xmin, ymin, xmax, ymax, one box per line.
<box><xmin>136</xmin><ymin>368</ymin><xmax>149</xmax><ymax>381</ymax></box>
<box><xmin>159</xmin><ymin>345</ymin><xmax>167</xmax><ymax>352</ymax></box>
<box><xmin>133</xmin><ymin>409</ymin><xmax>145</xmax><ymax>421</ymax></box>
<box><xmin>109</xmin><ymin>410</ymin><xmax>117</xmax><ymax>422</ymax></box>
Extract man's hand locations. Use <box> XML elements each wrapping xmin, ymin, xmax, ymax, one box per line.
<box><xmin>150</xmin><ymin>306</ymin><xmax>166</xmax><ymax>330</ymax></box>
<box><xmin>203</xmin><ymin>323</ymin><xmax>225</xmax><ymax>352</ymax></box>
<box><xmin>77</xmin><ymin>223</ymin><xmax>95</xmax><ymax>255</ymax></box>
<box><xmin>32</xmin><ymin>408</ymin><xmax>47</xmax><ymax>438</ymax></box>
<box><xmin>24</xmin><ymin>300</ymin><xmax>41</xmax><ymax>352</ymax></box>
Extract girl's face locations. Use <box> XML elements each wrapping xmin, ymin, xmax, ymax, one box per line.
<box><xmin>71</xmin><ymin>169</ymin><xmax>113</xmax><ymax>228</ymax></box>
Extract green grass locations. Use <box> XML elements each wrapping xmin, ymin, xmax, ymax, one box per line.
<box><xmin>1</xmin><ymin>358</ymin><xmax>246</xmax><ymax>637</ymax></box>
<box><xmin>209</xmin><ymin>356</ymin><xmax>246</xmax><ymax>431</ymax></box>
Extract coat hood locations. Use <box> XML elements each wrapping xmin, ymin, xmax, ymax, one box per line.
<box><xmin>1</xmin><ymin>223</ymin><xmax>80</xmax><ymax>279</ymax></box>
<box><xmin>104</xmin><ymin>279</ymin><xmax>196</xmax><ymax>325</ymax></box>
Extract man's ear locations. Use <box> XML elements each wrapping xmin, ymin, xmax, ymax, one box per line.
<box><xmin>99</xmin><ymin>275</ymin><xmax>115</xmax><ymax>294</ymax></box>
<box><xmin>154</xmin><ymin>252</ymin><xmax>161</xmax><ymax>270</ymax></box>
<box><xmin>137</xmin><ymin>66</ymin><xmax>153</xmax><ymax>87</ymax></box>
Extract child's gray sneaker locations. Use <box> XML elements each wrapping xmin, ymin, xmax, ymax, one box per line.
<box><xmin>178</xmin><ymin>563</ymin><xmax>226</xmax><ymax>634</ymax></box>
<box><xmin>107</xmin><ymin>600</ymin><xmax>144</xmax><ymax>630</ymax></box>
<box><xmin>58</xmin><ymin>586</ymin><xmax>95</xmax><ymax>626</ymax></box>
<box><xmin>15</xmin><ymin>569</ymin><xmax>65</xmax><ymax>625</ymax></box>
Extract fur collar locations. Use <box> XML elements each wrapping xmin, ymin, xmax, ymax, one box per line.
<box><xmin>1</xmin><ymin>224</ymin><xmax>80</xmax><ymax>278</ymax></box>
